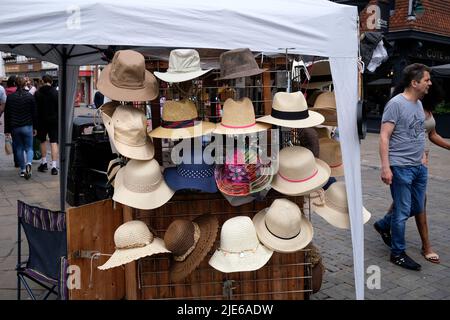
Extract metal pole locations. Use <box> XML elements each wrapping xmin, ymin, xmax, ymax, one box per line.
<box><xmin>59</xmin><ymin>47</ymin><xmax>67</xmax><ymax>212</ymax></box>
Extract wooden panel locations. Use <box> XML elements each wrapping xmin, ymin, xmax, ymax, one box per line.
<box><xmin>262</xmin><ymin>63</ymin><xmax>273</xmax><ymax>116</ymax></box>
<box><xmin>67</xmin><ymin>199</ymin><xmax>125</xmax><ymax>300</ymax></box>
<box><xmin>123</xmin><ymin>206</ymin><xmax>139</xmax><ymax>300</ymax></box>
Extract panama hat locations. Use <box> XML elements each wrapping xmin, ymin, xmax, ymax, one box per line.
<box><xmin>215</xmin><ymin>48</ymin><xmax>267</xmax><ymax>81</ymax></box>
<box><xmin>97</xmin><ymin>50</ymin><xmax>158</xmax><ymax>102</ymax></box>
<box><xmin>253</xmin><ymin>199</ymin><xmax>313</xmax><ymax>253</ymax></box>
<box><xmin>310</xmin><ymin>91</ymin><xmax>337</xmax><ymax>126</ymax></box>
<box><xmin>149</xmin><ymin>99</ymin><xmax>216</xmax><ymax>139</ymax></box>
<box><xmin>319</xmin><ymin>137</ymin><xmax>344</xmax><ymax>177</ymax></box>
<box><xmin>209</xmin><ymin>216</ymin><xmax>273</xmax><ymax>273</ymax></box>
<box><xmin>271</xmin><ymin>146</ymin><xmax>331</xmax><ymax>196</ymax></box>
<box><xmin>154</xmin><ymin>49</ymin><xmax>212</xmax><ymax>83</ymax></box>
<box><xmin>257</xmin><ymin>91</ymin><xmax>324</xmax><ymax>128</ymax></box>
<box><xmin>312</xmin><ymin>181</ymin><xmax>371</xmax><ymax>229</ymax></box>
<box><xmin>113</xmin><ymin>159</ymin><xmax>175</xmax><ymax>210</ymax></box>
<box><xmin>98</xmin><ymin>220</ymin><xmax>170</xmax><ymax>270</ymax></box>
<box><xmin>213</xmin><ymin>98</ymin><xmax>271</xmax><ymax>135</ymax></box>
<box><xmin>164</xmin><ymin>215</ymin><xmax>219</xmax><ymax>283</ymax></box>
<box><xmin>100</xmin><ymin>102</ymin><xmax>155</xmax><ymax>160</ymax></box>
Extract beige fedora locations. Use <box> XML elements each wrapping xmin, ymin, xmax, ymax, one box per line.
<box><xmin>312</xmin><ymin>181</ymin><xmax>371</xmax><ymax>229</ymax></box>
<box><xmin>310</xmin><ymin>91</ymin><xmax>337</xmax><ymax>126</ymax></box>
<box><xmin>215</xmin><ymin>48</ymin><xmax>267</xmax><ymax>81</ymax></box>
<box><xmin>98</xmin><ymin>220</ymin><xmax>170</xmax><ymax>270</ymax></box>
<box><xmin>253</xmin><ymin>199</ymin><xmax>313</xmax><ymax>253</ymax></box>
<box><xmin>257</xmin><ymin>91</ymin><xmax>324</xmax><ymax>128</ymax></box>
<box><xmin>319</xmin><ymin>138</ymin><xmax>344</xmax><ymax>177</ymax></box>
<box><xmin>113</xmin><ymin>159</ymin><xmax>175</xmax><ymax>210</ymax></box>
<box><xmin>213</xmin><ymin>98</ymin><xmax>270</xmax><ymax>135</ymax></box>
<box><xmin>154</xmin><ymin>49</ymin><xmax>212</xmax><ymax>83</ymax></box>
<box><xmin>271</xmin><ymin>146</ymin><xmax>331</xmax><ymax>196</ymax></box>
<box><xmin>100</xmin><ymin>102</ymin><xmax>155</xmax><ymax>160</ymax></box>
<box><xmin>314</xmin><ymin>126</ymin><xmax>332</xmax><ymax>139</ymax></box>
<box><xmin>164</xmin><ymin>214</ymin><xmax>219</xmax><ymax>283</ymax></box>
<box><xmin>209</xmin><ymin>216</ymin><xmax>273</xmax><ymax>273</ymax></box>
<box><xmin>149</xmin><ymin>99</ymin><xmax>216</xmax><ymax>139</ymax></box>
<box><xmin>97</xmin><ymin>50</ymin><xmax>158</xmax><ymax>102</ymax></box>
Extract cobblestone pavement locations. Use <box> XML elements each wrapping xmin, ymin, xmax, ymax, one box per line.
<box><xmin>0</xmin><ymin>119</ymin><xmax>449</xmax><ymax>300</ymax></box>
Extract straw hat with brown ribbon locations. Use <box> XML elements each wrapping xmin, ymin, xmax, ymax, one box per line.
<box><xmin>310</xmin><ymin>91</ymin><xmax>337</xmax><ymax>126</ymax></box>
<box><xmin>318</xmin><ymin>137</ymin><xmax>344</xmax><ymax>177</ymax></box>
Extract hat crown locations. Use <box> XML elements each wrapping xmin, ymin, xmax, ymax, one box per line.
<box><xmin>110</xmin><ymin>50</ymin><xmax>146</xmax><ymax>89</ymax></box>
<box><xmin>112</xmin><ymin>105</ymin><xmax>148</xmax><ymax>147</ymax></box>
<box><xmin>272</xmin><ymin>91</ymin><xmax>307</xmax><ymax>112</ymax></box>
<box><xmin>218</xmin><ymin>48</ymin><xmax>259</xmax><ymax>79</ymax></box>
<box><xmin>319</xmin><ymin>138</ymin><xmax>342</xmax><ymax>166</ymax></box>
<box><xmin>221</xmin><ymin>98</ymin><xmax>256</xmax><ymax>127</ymax></box>
<box><xmin>162</xmin><ymin>100</ymin><xmax>198</xmax><ymax>122</ymax></box>
<box><xmin>220</xmin><ymin>216</ymin><xmax>259</xmax><ymax>252</ymax></box>
<box><xmin>265</xmin><ymin>199</ymin><xmax>302</xmax><ymax>239</ymax></box>
<box><xmin>167</xmin><ymin>49</ymin><xmax>202</xmax><ymax>73</ymax></box>
<box><xmin>313</xmin><ymin>91</ymin><xmax>336</xmax><ymax>109</ymax></box>
<box><xmin>325</xmin><ymin>181</ymin><xmax>348</xmax><ymax>213</ymax></box>
<box><xmin>164</xmin><ymin>220</ymin><xmax>196</xmax><ymax>257</ymax></box>
<box><xmin>278</xmin><ymin>146</ymin><xmax>317</xmax><ymax>181</ymax></box>
<box><xmin>122</xmin><ymin>159</ymin><xmax>163</xmax><ymax>193</ymax></box>
<box><xmin>114</xmin><ymin>220</ymin><xmax>152</xmax><ymax>249</ymax></box>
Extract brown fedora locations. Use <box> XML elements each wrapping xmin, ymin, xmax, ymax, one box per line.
<box><xmin>319</xmin><ymin>137</ymin><xmax>344</xmax><ymax>177</ymax></box>
<box><xmin>310</xmin><ymin>91</ymin><xmax>337</xmax><ymax>126</ymax></box>
<box><xmin>215</xmin><ymin>48</ymin><xmax>267</xmax><ymax>81</ymax></box>
<box><xmin>97</xmin><ymin>50</ymin><xmax>159</xmax><ymax>102</ymax></box>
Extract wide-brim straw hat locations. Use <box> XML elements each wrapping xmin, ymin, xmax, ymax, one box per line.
<box><xmin>215</xmin><ymin>48</ymin><xmax>267</xmax><ymax>81</ymax></box>
<box><xmin>319</xmin><ymin>137</ymin><xmax>344</xmax><ymax>177</ymax></box>
<box><xmin>253</xmin><ymin>199</ymin><xmax>313</xmax><ymax>253</ymax></box>
<box><xmin>154</xmin><ymin>49</ymin><xmax>212</xmax><ymax>83</ymax></box>
<box><xmin>310</xmin><ymin>91</ymin><xmax>337</xmax><ymax>126</ymax></box>
<box><xmin>97</xmin><ymin>50</ymin><xmax>159</xmax><ymax>102</ymax></box>
<box><xmin>257</xmin><ymin>91</ymin><xmax>324</xmax><ymax>128</ymax></box>
<box><xmin>113</xmin><ymin>159</ymin><xmax>175</xmax><ymax>210</ymax></box>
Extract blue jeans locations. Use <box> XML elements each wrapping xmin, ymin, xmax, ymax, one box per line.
<box><xmin>11</xmin><ymin>125</ymin><xmax>34</xmax><ymax>172</ymax></box>
<box><xmin>376</xmin><ymin>165</ymin><xmax>428</xmax><ymax>256</ymax></box>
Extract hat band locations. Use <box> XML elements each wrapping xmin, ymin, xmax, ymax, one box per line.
<box><xmin>173</xmin><ymin>222</ymin><xmax>200</xmax><ymax>262</ymax></box>
<box><xmin>221</xmin><ymin>122</ymin><xmax>256</xmax><ymax>129</ymax></box>
<box><xmin>217</xmin><ymin>243</ymin><xmax>259</xmax><ymax>258</ymax></box>
<box><xmin>271</xmin><ymin>109</ymin><xmax>309</xmax><ymax>121</ymax></box>
<box><xmin>115</xmin><ymin>237</ymin><xmax>153</xmax><ymax>250</ymax></box>
<box><xmin>167</xmin><ymin>66</ymin><xmax>202</xmax><ymax>73</ymax></box>
<box><xmin>278</xmin><ymin>169</ymin><xmax>318</xmax><ymax>183</ymax></box>
<box><xmin>123</xmin><ymin>175</ymin><xmax>162</xmax><ymax>193</ymax></box>
<box><xmin>161</xmin><ymin>118</ymin><xmax>196</xmax><ymax>129</ymax></box>
<box><xmin>329</xmin><ymin>162</ymin><xmax>342</xmax><ymax>168</ymax></box>
<box><xmin>265</xmin><ymin>220</ymin><xmax>301</xmax><ymax>240</ymax></box>
<box><xmin>177</xmin><ymin>167</ymin><xmax>215</xmax><ymax>178</ymax></box>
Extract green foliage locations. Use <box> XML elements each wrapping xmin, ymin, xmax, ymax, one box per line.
<box><xmin>434</xmin><ymin>101</ymin><xmax>450</xmax><ymax>115</ymax></box>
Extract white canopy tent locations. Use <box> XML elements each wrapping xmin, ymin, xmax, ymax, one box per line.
<box><xmin>0</xmin><ymin>0</ymin><xmax>365</xmax><ymax>299</ymax></box>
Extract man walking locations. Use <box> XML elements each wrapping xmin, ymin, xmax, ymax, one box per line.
<box><xmin>374</xmin><ymin>63</ymin><xmax>431</xmax><ymax>271</ymax></box>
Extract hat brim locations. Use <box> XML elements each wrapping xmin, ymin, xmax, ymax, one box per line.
<box><xmin>214</xmin><ymin>165</ymin><xmax>273</xmax><ymax>196</ymax></box>
<box><xmin>164</xmin><ymin>168</ymin><xmax>218</xmax><ymax>193</ymax></box>
<box><xmin>213</xmin><ymin>122</ymin><xmax>271</xmax><ymax>135</ymax></box>
<box><xmin>97</xmin><ymin>64</ymin><xmax>159</xmax><ymax>102</ymax></box>
<box><xmin>154</xmin><ymin>69</ymin><xmax>213</xmax><ymax>83</ymax></box>
<box><xmin>257</xmin><ymin>110</ymin><xmax>325</xmax><ymax>128</ymax></box>
<box><xmin>113</xmin><ymin>167</ymin><xmax>175</xmax><ymax>210</ymax></box>
<box><xmin>214</xmin><ymin>68</ymin><xmax>268</xmax><ymax>81</ymax></box>
<box><xmin>313</xmin><ymin>205</ymin><xmax>371</xmax><ymax>229</ymax></box>
<box><xmin>271</xmin><ymin>158</ymin><xmax>331</xmax><ymax>196</ymax></box>
<box><xmin>149</xmin><ymin>121</ymin><xmax>216</xmax><ymax>139</ymax></box>
<box><xmin>170</xmin><ymin>214</ymin><xmax>219</xmax><ymax>283</ymax></box>
<box><xmin>98</xmin><ymin>238</ymin><xmax>170</xmax><ymax>270</ymax></box>
<box><xmin>309</xmin><ymin>107</ymin><xmax>337</xmax><ymax>126</ymax></box>
<box><xmin>253</xmin><ymin>208</ymin><xmax>314</xmax><ymax>253</ymax></box>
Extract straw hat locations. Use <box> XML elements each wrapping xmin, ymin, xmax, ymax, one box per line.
<box><xmin>98</xmin><ymin>220</ymin><xmax>170</xmax><ymax>270</ymax></box>
<box><xmin>213</xmin><ymin>98</ymin><xmax>270</xmax><ymax>135</ymax></box>
<box><xmin>113</xmin><ymin>159</ymin><xmax>175</xmax><ymax>210</ymax></box>
<box><xmin>164</xmin><ymin>214</ymin><xmax>219</xmax><ymax>283</ymax></box>
<box><xmin>97</xmin><ymin>50</ymin><xmax>158</xmax><ymax>102</ymax></box>
<box><xmin>257</xmin><ymin>91</ymin><xmax>324</xmax><ymax>128</ymax></box>
<box><xmin>312</xmin><ymin>181</ymin><xmax>371</xmax><ymax>229</ymax></box>
<box><xmin>271</xmin><ymin>146</ymin><xmax>331</xmax><ymax>196</ymax></box>
<box><xmin>319</xmin><ymin>137</ymin><xmax>344</xmax><ymax>177</ymax></box>
<box><xmin>314</xmin><ymin>126</ymin><xmax>332</xmax><ymax>139</ymax></box>
<box><xmin>253</xmin><ymin>199</ymin><xmax>313</xmax><ymax>253</ymax></box>
<box><xmin>310</xmin><ymin>91</ymin><xmax>337</xmax><ymax>126</ymax></box>
<box><xmin>209</xmin><ymin>216</ymin><xmax>273</xmax><ymax>273</ymax></box>
<box><xmin>215</xmin><ymin>48</ymin><xmax>267</xmax><ymax>81</ymax></box>
<box><xmin>100</xmin><ymin>102</ymin><xmax>155</xmax><ymax>160</ymax></box>
<box><xmin>106</xmin><ymin>157</ymin><xmax>123</xmax><ymax>187</ymax></box>
<box><xmin>154</xmin><ymin>49</ymin><xmax>212</xmax><ymax>83</ymax></box>
<box><xmin>149</xmin><ymin>99</ymin><xmax>216</xmax><ymax>139</ymax></box>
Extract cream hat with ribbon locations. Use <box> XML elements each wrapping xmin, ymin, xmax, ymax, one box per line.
<box><xmin>98</xmin><ymin>220</ymin><xmax>170</xmax><ymax>270</ymax></box>
<box><xmin>312</xmin><ymin>181</ymin><xmax>371</xmax><ymax>229</ymax></box>
<box><xmin>271</xmin><ymin>146</ymin><xmax>331</xmax><ymax>196</ymax></box>
<box><xmin>253</xmin><ymin>199</ymin><xmax>313</xmax><ymax>253</ymax></box>
<box><xmin>310</xmin><ymin>91</ymin><xmax>337</xmax><ymax>126</ymax></box>
<box><xmin>209</xmin><ymin>216</ymin><xmax>273</xmax><ymax>273</ymax></box>
<box><xmin>318</xmin><ymin>137</ymin><xmax>344</xmax><ymax>177</ymax></box>
<box><xmin>113</xmin><ymin>159</ymin><xmax>175</xmax><ymax>210</ymax></box>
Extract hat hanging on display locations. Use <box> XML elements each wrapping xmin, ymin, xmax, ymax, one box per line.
<box><xmin>100</xmin><ymin>102</ymin><xmax>155</xmax><ymax>160</ymax></box>
<box><xmin>253</xmin><ymin>199</ymin><xmax>313</xmax><ymax>253</ymax></box>
<box><xmin>319</xmin><ymin>137</ymin><xmax>344</xmax><ymax>177</ymax></box>
<box><xmin>113</xmin><ymin>159</ymin><xmax>175</xmax><ymax>210</ymax></box>
<box><xmin>257</xmin><ymin>91</ymin><xmax>324</xmax><ymax>128</ymax></box>
<box><xmin>209</xmin><ymin>216</ymin><xmax>273</xmax><ymax>273</ymax></box>
<box><xmin>98</xmin><ymin>220</ymin><xmax>170</xmax><ymax>270</ymax></box>
<box><xmin>310</xmin><ymin>91</ymin><xmax>337</xmax><ymax>126</ymax></box>
<box><xmin>312</xmin><ymin>181</ymin><xmax>371</xmax><ymax>229</ymax></box>
<box><xmin>97</xmin><ymin>50</ymin><xmax>159</xmax><ymax>102</ymax></box>
<box><xmin>154</xmin><ymin>49</ymin><xmax>213</xmax><ymax>83</ymax></box>
<box><xmin>149</xmin><ymin>99</ymin><xmax>216</xmax><ymax>139</ymax></box>
<box><xmin>106</xmin><ymin>157</ymin><xmax>124</xmax><ymax>187</ymax></box>
<box><xmin>164</xmin><ymin>214</ymin><xmax>219</xmax><ymax>283</ymax></box>
<box><xmin>221</xmin><ymin>188</ymin><xmax>271</xmax><ymax>207</ymax></box>
<box><xmin>314</xmin><ymin>126</ymin><xmax>332</xmax><ymax>139</ymax></box>
<box><xmin>213</xmin><ymin>98</ymin><xmax>271</xmax><ymax>135</ymax></box>
<box><xmin>271</xmin><ymin>146</ymin><xmax>331</xmax><ymax>196</ymax></box>
<box><xmin>215</xmin><ymin>48</ymin><xmax>267</xmax><ymax>81</ymax></box>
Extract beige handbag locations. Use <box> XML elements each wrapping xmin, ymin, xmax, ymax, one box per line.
<box><xmin>4</xmin><ymin>135</ymin><xmax>13</xmax><ymax>155</ymax></box>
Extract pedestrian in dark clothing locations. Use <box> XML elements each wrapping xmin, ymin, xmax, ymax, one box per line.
<box><xmin>4</xmin><ymin>76</ymin><xmax>19</xmax><ymax>167</ymax></box>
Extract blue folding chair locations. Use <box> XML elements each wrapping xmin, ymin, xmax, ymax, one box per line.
<box><xmin>16</xmin><ymin>201</ymin><xmax>68</xmax><ymax>300</ymax></box>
